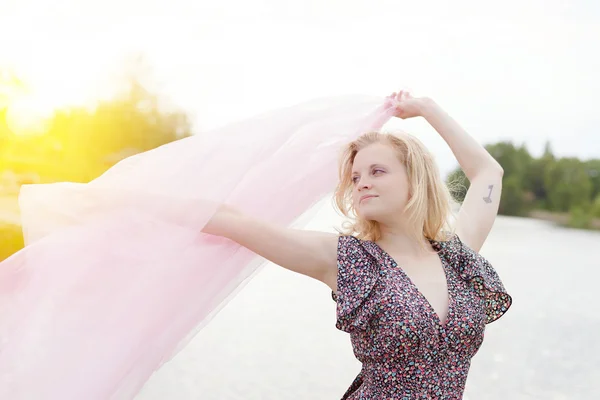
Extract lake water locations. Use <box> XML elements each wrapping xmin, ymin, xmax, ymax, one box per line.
<box><xmin>135</xmin><ymin>202</ymin><xmax>600</xmax><ymax>400</ymax></box>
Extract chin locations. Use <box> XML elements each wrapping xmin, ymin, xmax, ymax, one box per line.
<box><xmin>356</xmin><ymin>206</ymin><xmax>384</xmax><ymax>222</ymax></box>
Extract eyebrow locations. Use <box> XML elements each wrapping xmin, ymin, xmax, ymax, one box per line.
<box><xmin>352</xmin><ymin>164</ymin><xmax>387</xmax><ymax>175</ymax></box>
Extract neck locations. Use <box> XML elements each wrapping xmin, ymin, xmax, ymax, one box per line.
<box><xmin>377</xmin><ymin>221</ymin><xmax>432</xmax><ymax>257</ymax></box>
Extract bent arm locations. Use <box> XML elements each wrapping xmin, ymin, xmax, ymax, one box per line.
<box><xmin>203</xmin><ymin>205</ymin><xmax>339</xmax><ymax>288</ymax></box>
<box><xmin>420</xmin><ymin>98</ymin><xmax>503</xmax><ymax>252</ymax></box>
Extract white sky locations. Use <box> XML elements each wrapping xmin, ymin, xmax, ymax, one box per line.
<box><xmin>0</xmin><ymin>0</ymin><xmax>598</xmax><ymax>174</ymax></box>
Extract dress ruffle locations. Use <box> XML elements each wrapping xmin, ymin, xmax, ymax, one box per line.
<box><xmin>332</xmin><ymin>234</ymin><xmax>512</xmax><ymax>330</ymax></box>
<box><xmin>431</xmin><ymin>234</ymin><xmax>512</xmax><ymax>324</ymax></box>
<box><xmin>332</xmin><ymin>236</ymin><xmax>380</xmax><ymax>332</ymax></box>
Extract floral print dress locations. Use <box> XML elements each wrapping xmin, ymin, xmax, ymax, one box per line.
<box><xmin>332</xmin><ymin>234</ymin><xmax>512</xmax><ymax>399</ymax></box>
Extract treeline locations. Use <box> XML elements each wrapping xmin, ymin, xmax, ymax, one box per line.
<box><xmin>0</xmin><ymin>59</ymin><xmax>192</xmax><ymax>261</ymax></box>
<box><xmin>0</xmin><ymin>83</ymin><xmax>192</xmax><ymax>184</ymax></box>
<box><xmin>447</xmin><ymin>142</ymin><xmax>600</xmax><ymax>229</ymax></box>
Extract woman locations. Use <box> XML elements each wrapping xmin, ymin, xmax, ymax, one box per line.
<box><xmin>0</xmin><ymin>90</ymin><xmax>510</xmax><ymax>399</ymax></box>
<box><xmin>201</xmin><ymin>91</ymin><xmax>512</xmax><ymax>399</ymax></box>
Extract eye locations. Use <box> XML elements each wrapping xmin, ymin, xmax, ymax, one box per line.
<box><xmin>372</xmin><ymin>168</ymin><xmax>385</xmax><ymax>175</ymax></box>
<box><xmin>351</xmin><ymin>175</ymin><xmax>360</xmax><ymax>184</ymax></box>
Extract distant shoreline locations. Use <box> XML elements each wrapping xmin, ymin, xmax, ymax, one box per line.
<box><xmin>529</xmin><ymin>210</ymin><xmax>600</xmax><ymax>230</ymax></box>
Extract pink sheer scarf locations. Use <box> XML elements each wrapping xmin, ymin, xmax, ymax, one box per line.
<box><xmin>0</xmin><ymin>94</ymin><xmax>398</xmax><ymax>399</ymax></box>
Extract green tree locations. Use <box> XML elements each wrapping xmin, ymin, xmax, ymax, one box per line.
<box><xmin>499</xmin><ymin>175</ymin><xmax>529</xmax><ymax>216</ymax></box>
<box><xmin>585</xmin><ymin>159</ymin><xmax>600</xmax><ymax>200</ymax></box>
<box><xmin>2</xmin><ymin>56</ymin><xmax>193</xmax><ymax>183</ymax></box>
<box><xmin>544</xmin><ymin>158</ymin><xmax>592</xmax><ymax>212</ymax></box>
<box><xmin>591</xmin><ymin>194</ymin><xmax>600</xmax><ymax>218</ymax></box>
<box><xmin>43</xmin><ymin>78</ymin><xmax>192</xmax><ymax>182</ymax></box>
<box><xmin>0</xmin><ymin>58</ymin><xmax>195</xmax><ymax>260</ymax></box>
<box><xmin>445</xmin><ymin>164</ymin><xmax>531</xmax><ymax>216</ymax></box>
<box><xmin>446</xmin><ymin>168</ymin><xmax>469</xmax><ymax>203</ymax></box>
<box><xmin>522</xmin><ymin>141</ymin><xmax>555</xmax><ymax>207</ymax></box>
<box><xmin>0</xmin><ymin>223</ymin><xmax>23</xmax><ymax>261</ymax></box>
<box><xmin>569</xmin><ymin>207</ymin><xmax>592</xmax><ymax>229</ymax></box>
<box><xmin>447</xmin><ymin>141</ymin><xmax>533</xmax><ymax>202</ymax></box>
<box><xmin>485</xmin><ymin>141</ymin><xmax>533</xmax><ymax>179</ymax></box>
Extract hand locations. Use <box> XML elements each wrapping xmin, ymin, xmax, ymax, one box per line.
<box><xmin>387</xmin><ymin>90</ymin><xmax>431</xmax><ymax>120</ymax></box>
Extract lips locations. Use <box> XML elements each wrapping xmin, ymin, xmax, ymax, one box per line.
<box><xmin>359</xmin><ymin>195</ymin><xmax>378</xmax><ymax>203</ymax></box>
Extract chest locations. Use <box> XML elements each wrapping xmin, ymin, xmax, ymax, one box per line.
<box><xmin>351</xmin><ymin>265</ymin><xmax>487</xmax><ymax>361</ymax></box>
<box><xmin>386</xmin><ymin>253</ymin><xmax>450</xmax><ymax>325</ymax></box>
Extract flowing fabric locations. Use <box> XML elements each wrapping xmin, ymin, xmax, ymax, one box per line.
<box><xmin>0</xmin><ymin>94</ymin><xmax>398</xmax><ymax>399</ymax></box>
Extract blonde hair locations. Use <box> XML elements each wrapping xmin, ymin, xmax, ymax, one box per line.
<box><xmin>333</xmin><ymin>131</ymin><xmax>455</xmax><ymax>243</ymax></box>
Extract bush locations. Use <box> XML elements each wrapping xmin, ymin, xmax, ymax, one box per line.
<box><xmin>568</xmin><ymin>207</ymin><xmax>591</xmax><ymax>230</ymax></box>
<box><xmin>545</xmin><ymin>158</ymin><xmax>593</xmax><ymax>212</ymax></box>
<box><xmin>592</xmin><ymin>194</ymin><xmax>600</xmax><ymax>218</ymax></box>
<box><xmin>446</xmin><ymin>169</ymin><xmax>469</xmax><ymax>203</ymax></box>
<box><xmin>499</xmin><ymin>175</ymin><xmax>531</xmax><ymax>217</ymax></box>
<box><xmin>0</xmin><ymin>223</ymin><xmax>24</xmax><ymax>261</ymax></box>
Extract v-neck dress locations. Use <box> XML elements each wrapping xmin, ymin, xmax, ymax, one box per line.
<box><xmin>332</xmin><ymin>234</ymin><xmax>512</xmax><ymax>399</ymax></box>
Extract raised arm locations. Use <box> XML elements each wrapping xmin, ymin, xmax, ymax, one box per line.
<box><xmin>391</xmin><ymin>91</ymin><xmax>503</xmax><ymax>252</ymax></box>
<box><xmin>421</xmin><ymin>98</ymin><xmax>503</xmax><ymax>252</ymax></box>
<box><xmin>202</xmin><ymin>204</ymin><xmax>340</xmax><ymax>288</ymax></box>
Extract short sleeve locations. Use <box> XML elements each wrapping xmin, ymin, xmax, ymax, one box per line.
<box><xmin>433</xmin><ymin>234</ymin><xmax>512</xmax><ymax>324</ymax></box>
<box><xmin>332</xmin><ymin>235</ymin><xmax>379</xmax><ymax>332</ymax></box>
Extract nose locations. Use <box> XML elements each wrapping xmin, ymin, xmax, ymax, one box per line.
<box><xmin>358</xmin><ymin>180</ymin><xmax>372</xmax><ymax>191</ymax></box>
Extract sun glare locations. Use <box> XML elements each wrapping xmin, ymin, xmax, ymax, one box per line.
<box><xmin>1</xmin><ymin>68</ymin><xmax>107</xmax><ymax>137</ymax></box>
<box><xmin>4</xmin><ymin>92</ymin><xmax>57</xmax><ymax>136</ymax></box>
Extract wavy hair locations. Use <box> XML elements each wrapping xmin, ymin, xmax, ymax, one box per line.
<box><xmin>333</xmin><ymin>131</ymin><xmax>456</xmax><ymax>244</ymax></box>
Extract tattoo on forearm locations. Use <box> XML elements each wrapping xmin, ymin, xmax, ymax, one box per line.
<box><xmin>483</xmin><ymin>185</ymin><xmax>494</xmax><ymax>204</ymax></box>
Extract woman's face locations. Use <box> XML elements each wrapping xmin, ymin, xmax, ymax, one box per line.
<box><xmin>351</xmin><ymin>142</ymin><xmax>411</xmax><ymax>222</ymax></box>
